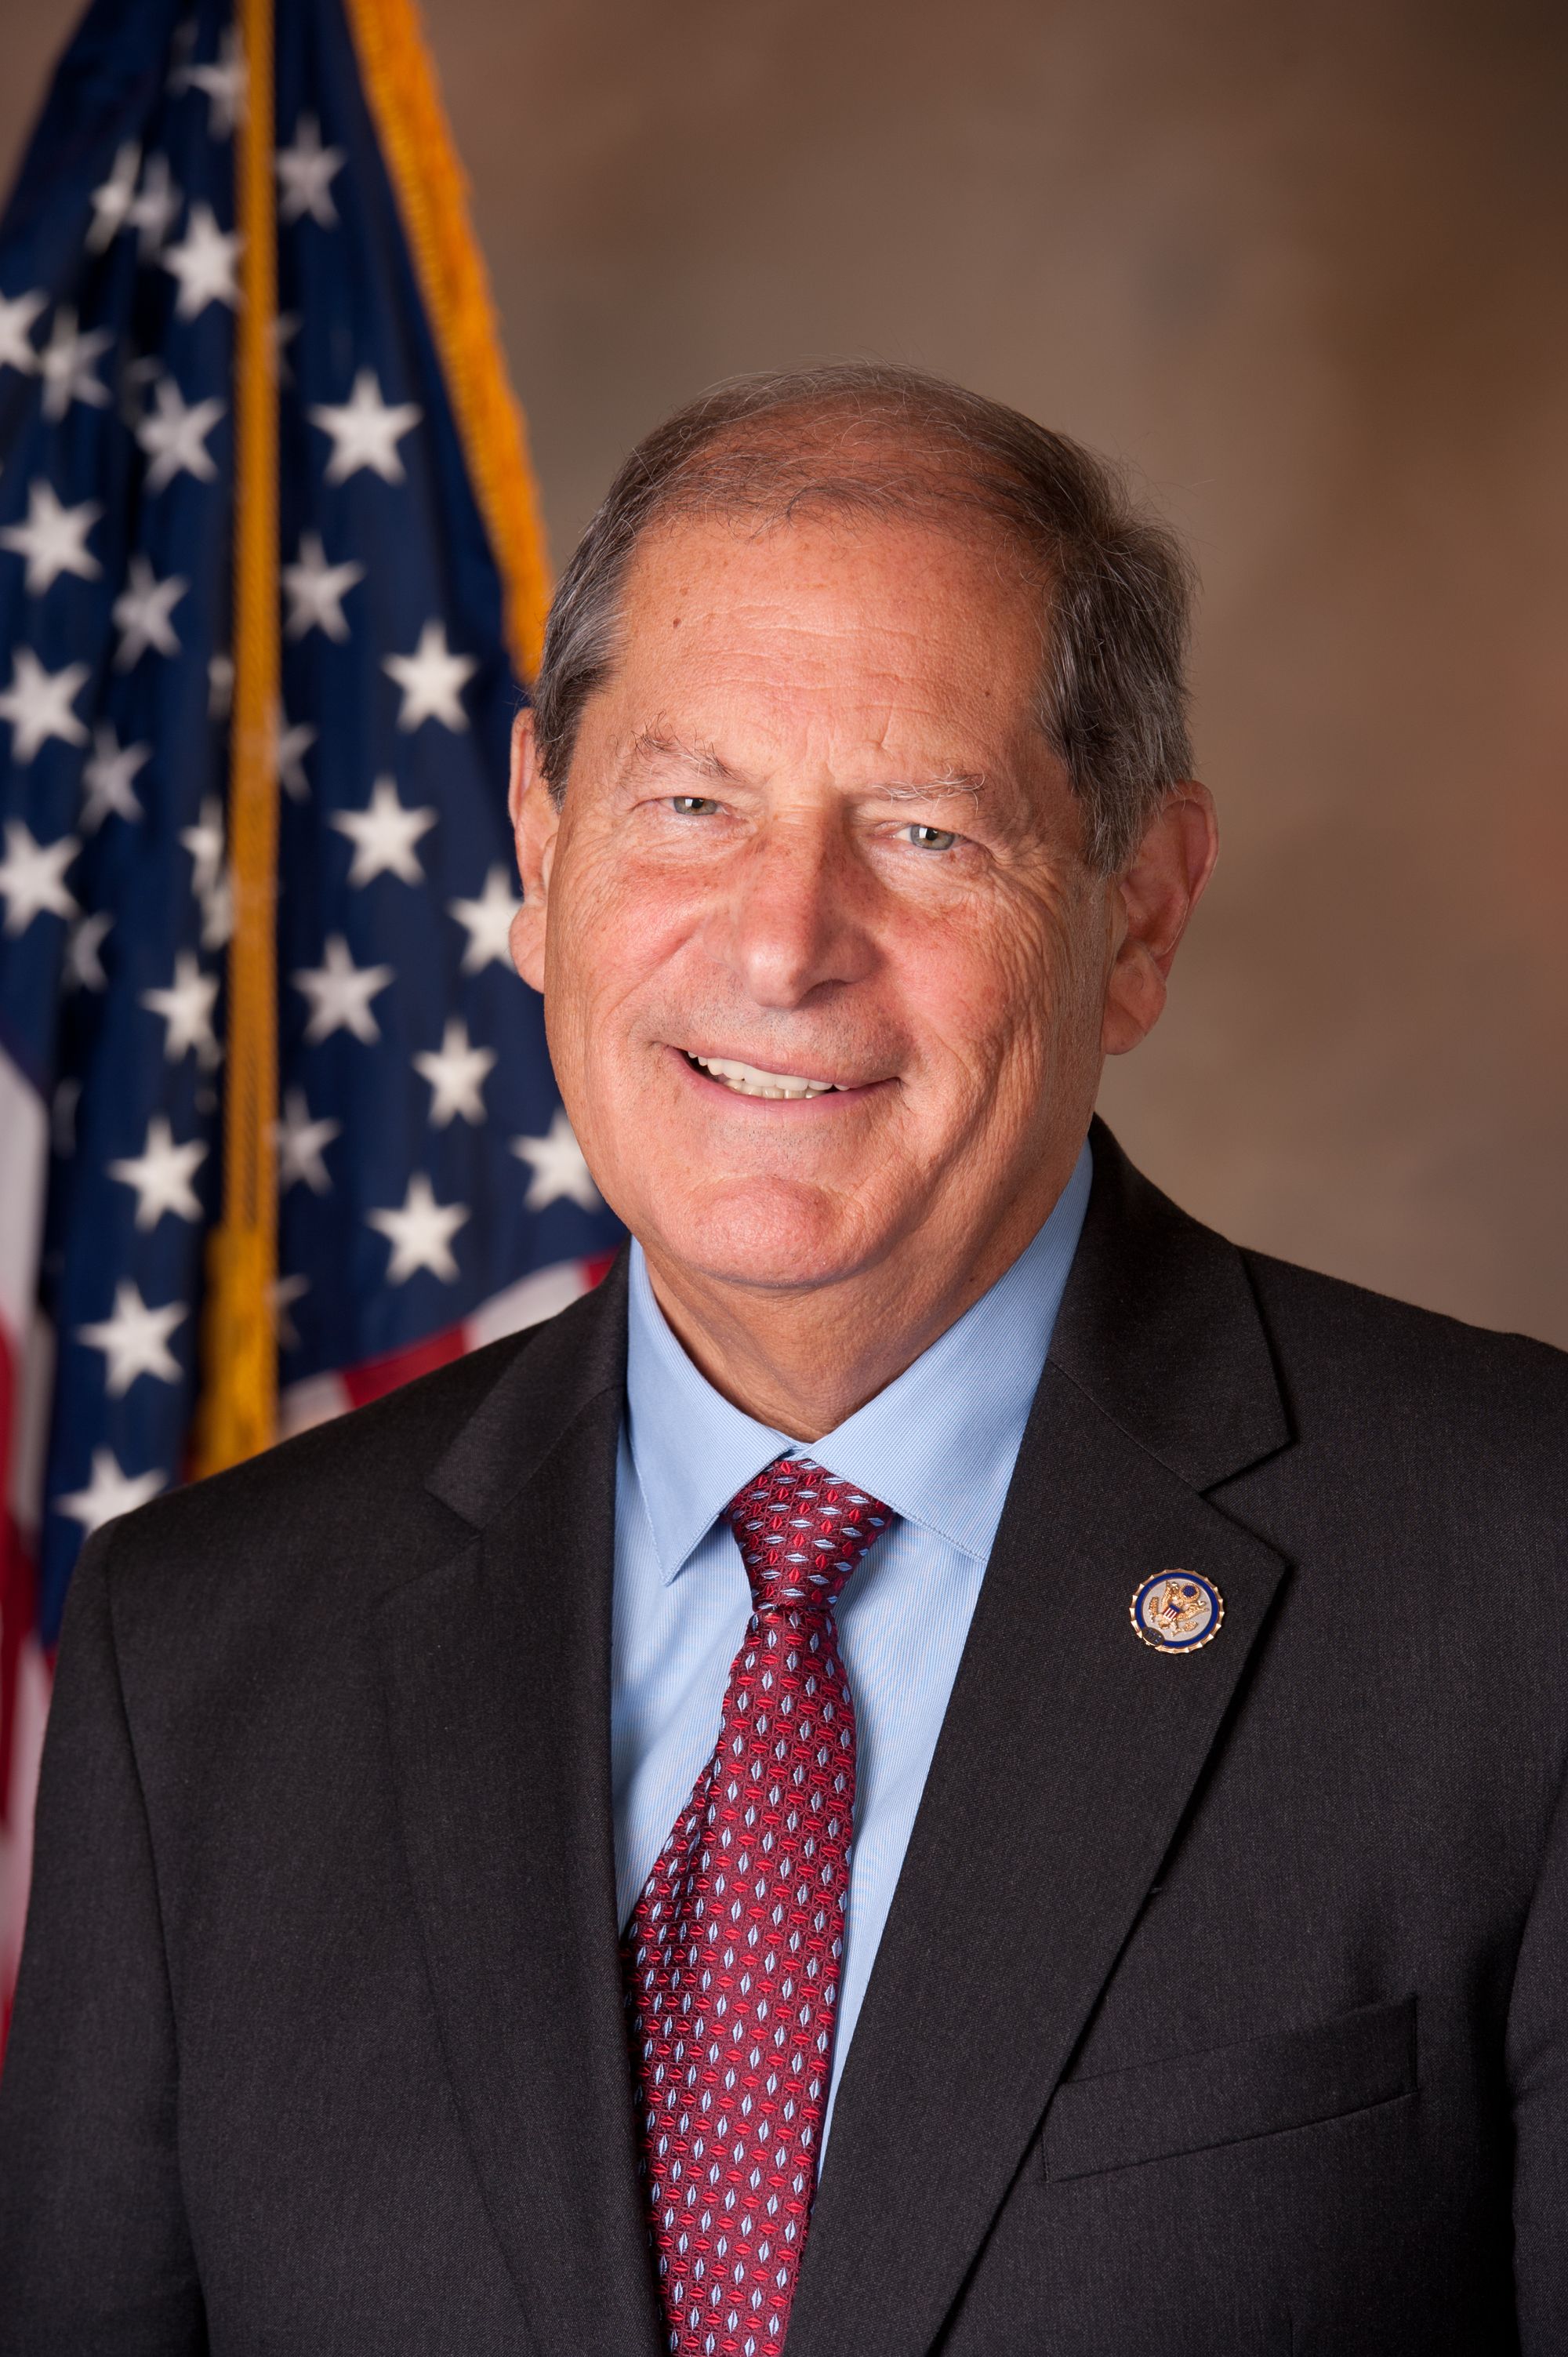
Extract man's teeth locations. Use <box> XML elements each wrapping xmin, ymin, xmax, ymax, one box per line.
<box><xmin>691</xmin><ymin>1053</ymin><xmax>842</xmax><ymax>1100</ymax></box>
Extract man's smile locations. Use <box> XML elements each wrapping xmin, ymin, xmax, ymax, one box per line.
<box><xmin>673</xmin><ymin>1044</ymin><xmax>890</xmax><ymax>1102</ymax></box>
<box><xmin>684</xmin><ymin>1049</ymin><xmax>842</xmax><ymax>1099</ymax></box>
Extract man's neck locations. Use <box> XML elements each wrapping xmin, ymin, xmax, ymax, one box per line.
<box><xmin>639</xmin><ymin>1172</ymin><xmax>1073</xmax><ymax>1440</ymax></box>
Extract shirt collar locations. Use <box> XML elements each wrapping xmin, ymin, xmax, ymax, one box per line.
<box><xmin>625</xmin><ymin>1136</ymin><xmax>1094</xmax><ymax>1582</ymax></box>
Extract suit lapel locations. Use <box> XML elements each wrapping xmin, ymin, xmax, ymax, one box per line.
<box><xmin>374</xmin><ymin>1259</ymin><xmax>663</xmax><ymax>2357</ymax></box>
<box><xmin>786</xmin><ymin>1128</ymin><xmax>1293</xmax><ymax>2357</ymax></box>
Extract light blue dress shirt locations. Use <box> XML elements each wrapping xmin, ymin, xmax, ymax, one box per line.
<box><xmin>612</xmin><ymin>1138</ymin><xmax>1093</xmax><ymax>2150</ymax></box>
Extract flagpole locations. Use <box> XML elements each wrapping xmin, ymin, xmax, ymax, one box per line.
<box><xmin>194</xmin><ymin>0</ymin><xmax>279</xmax><ymax>1476</ymax></box>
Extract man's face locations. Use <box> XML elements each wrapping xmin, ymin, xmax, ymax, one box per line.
<box><xmin>512</xmin><ymin>510</ymin><xmax>1115</xmax><ymax>1306</ymax></box>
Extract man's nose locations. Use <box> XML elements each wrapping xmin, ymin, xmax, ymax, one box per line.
<box><xmin>720</xmin><ymin>812</ymin><xmax>875</xmax><ymax>1008</ymax></box>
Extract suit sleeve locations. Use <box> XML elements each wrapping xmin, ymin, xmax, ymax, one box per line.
<box><xmin>0</xmin><ymin>1525</ymin><xmax>206</xmax><ymax>2354</ymax></box>
<box><xmin>1510</xmin><ymin>1748</ymin><xmax>1568</xmax><ymax>2351</ymax></box>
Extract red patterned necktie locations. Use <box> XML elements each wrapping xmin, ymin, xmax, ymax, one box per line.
<box><xmin>622</xmin><ymin>1455</ymin><xmax>894</xmax><ymax>2356</ymax></box>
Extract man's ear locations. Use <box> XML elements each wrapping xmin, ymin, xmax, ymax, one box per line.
<box><xmin>1101</xmin><ymin>783</ymin><xmax>1219</xmax><ymax>1056</ymax></box>
<box><xmin>509</xmin><ymin>707</ymin><xmax>559</xmax><ymax>993</ymax></box>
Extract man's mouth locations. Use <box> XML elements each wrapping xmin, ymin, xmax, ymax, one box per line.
<box><xmin>684</xmin><ymin>1051</ymin><xmax>848</xmax><ymax>1101</ymax></box>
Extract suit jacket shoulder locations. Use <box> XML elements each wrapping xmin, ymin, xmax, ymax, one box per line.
<box><xmin>78</xmin><ymin>1259</ymin><xmax>631</xmax><ymax>1727</ymax></box>
<box><xmin>1240</xmin><ymin>1238</ymin><xmax>1568</xmax><ymax>1469</ymax></box>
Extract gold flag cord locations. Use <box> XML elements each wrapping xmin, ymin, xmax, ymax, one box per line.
<box><xmin>342</xmin><ymin>0</ymin><xmax>554</xmax><ymax>681</ymax></box>
<box><xmin>193</xmin><ymin>0</ymin><xmax>279</xmax><ymax>1477</ymax></box>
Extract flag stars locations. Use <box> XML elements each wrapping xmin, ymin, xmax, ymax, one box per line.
<box><xmin>269</xmin><ymin>1273</ymin><xmax>309</xmax><ymax>1349</ymax></box>
<box><xmin>0</xmin><ymin>649</ymin><xmax>89</xmax><ymax>761</ymax></box>
<box><xmin>330</xmin><ymin>774</ymin><xmax>436</xmax><ymax>884</ymax></box>
<box><xmin>276</xmin><ymin>113</ymin><xmax>345</xmax><ymax>225</ymax></box>
<box><xmin>77</xmin><ymin>1281</ymin><xmax>186</xmax><ymax>1395</ymax></box>
<box><xmin>274</xmin><ymin>1087</ymin><xmax>340</xmax><ymax>1193</ymax></box>
<box><xmin>0</xmin><ymin>819</ymin><xmax>78</xmax><ymax>933</ymax></box>
<box><xmin>127</xmin><ymin>153</ymin><xmax>181</xmax><ymax>258</ymax></box>
<box><xmin>81</xmin><ymin>721</ymin><xmax>147</xmax><ymax>844</ymax></box>
<box><xmin>136</xmin><ymin>376</ymin><xmax>225</xmax><ymax>492</ymax></box>
<box><xmin>162</xmin><ymin>201</ymin><xmax>241</xmax><ymax>319</ymax></box>
<box><xmin>292</xmin><ymin>932</ymin><xmax>394</xmax><ymax>1044</ymax></box>
<box><xmin>201</xmin><ymin>893</ymin><xmax>234</xmax><ymax>960</ymax></box>
<box><xmin>113</xmin><ymin>554</ymin><xmax>187</xmax><ymax>667</ymax></box>
<box><xmin>309</xmin><ymin>369</ymin><xmax>422</xmax><ymax>484</ymax></box>
<box><xmin>5</xmin><ymin>42</ymin><xmax>626</xmax><ymax>1608</ymax></box>
<box><xmin>184</xmin><ymin>28</ymin><xmax>247</xmax><ymax>137</ymax></box>
<box><xmin>513</xmin><ymin>1108</ymin><xmax>601</xmax><ymax>1211</ymax></box>
<box><xmin>367</xmin><ymin>1172</ymin><xmax>470</xmax><ymax>1284</ymax></box>
<box><xmin>414</xmin><ymin>1017</ymin><xmax>495</xmax><ymax>1127</ymax></box>
<box><xmin>141</xmin><ymin>950</ymin><xmax>220</xmax><ymax>1066</ymax></box>
<box><xmin>0</xmin><ymin>287</ymin><xmax>45</xmax><ymax>374</ymax></box>
<box><xmin>38</xmin><ymin>306</ymin><xmax>113</xmax><ymax>420</ymax></box>
<box><xmin>282</xmin><ymin>530</ymin><xmax>363</xmax><ymax>641</ymax></box>
<box><xmin>447</xmin><ymin>863</ymin><xmax>520</xmax><ymax>972</ymax></box>
<box><xmin>0</xmin><ymin>479</ymin><xmax>102</xmax><ymax>594</ymax></box>
<box><xmin>383</xmin><ymin>619</ymin><xmax>477</xmax><ymax>732</ymax></box>
<box><xmin>81</xmin><ymin>721</ymin><xmax>153</xmax><ymax>844</ymax></box>
<box><xmin>63</xmin><ymin>909</ymin><xmax>112</xmax><ymax>991</ymax></box>
<box><xmin>87</xmin><ymin>141</ymin><xmax>141</xmax><ymax>249</ymax></box>
<box><xmin>179</xmin><ymin>795</ymin><xmax>225</xmax><ymax>901</ymax></box>
<box><xmin>56</xmin><ymin>1449</ymin><xmax>165</xmax><ymax>1537</ymax></box>
<box><xmin>277</xmin><ymin>714</ymin><xmax>316</xmax><ymax>801</ymax></box>
<box><xmin>107</xmin><ymin>1113</ymin><xmax>208</xmax><ymax>1229</ymax></box>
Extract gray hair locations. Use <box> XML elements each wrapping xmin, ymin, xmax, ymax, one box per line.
<box><xmin>531</xmin><ymin>362</ymin><xmax>1195</xmax><ymax>872</ymax></box>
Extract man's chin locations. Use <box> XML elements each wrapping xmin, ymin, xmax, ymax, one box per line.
<box><xmin>635</xmin><ymin>1181</ymin><xmax>889</xmax><ymax>1298</ymax></box>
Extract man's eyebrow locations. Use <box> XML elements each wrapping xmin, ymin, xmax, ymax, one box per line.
<box><xmin>628</xmin><ymin>728</ymin><xmax>741</xmax><ymax>783</ymax></box>
<box><xmin>624</xmin><ymin>735</ymin><xmax>985</xmax><ymax>801</ymax></box>
<box><xmin>879</xmin><ymin>772</ymin><xmax>986</xmax><ymax>802</ymax></box>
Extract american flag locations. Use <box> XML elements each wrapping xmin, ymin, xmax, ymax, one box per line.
<box><xmin>0</xmin><ymin>0</ymin><xmax>622</xmax><ymax>2035</ymax></box>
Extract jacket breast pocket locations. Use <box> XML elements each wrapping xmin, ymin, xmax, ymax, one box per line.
<box><xmin>1041</xmin><ymin>1994</ymin><xmax>1417</xmax><ymax>2183</ymax></box>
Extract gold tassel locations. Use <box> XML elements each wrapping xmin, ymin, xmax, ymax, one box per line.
<box><xmin>192</xmin><ymin>0</ymin><xmax>279</xmax><ymax>1476</ymax></box>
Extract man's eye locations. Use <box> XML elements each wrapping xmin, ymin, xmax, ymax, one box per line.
<box><xmin>670</xmin><ymin>795</ymin><xmax>720</xmax><ymax>816</ymax></box>
<box><xmin>903</xmin><ymin>823</ymin><xmax>956</xmax><ymax>851</ymax></box>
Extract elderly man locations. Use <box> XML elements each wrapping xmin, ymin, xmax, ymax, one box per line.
<box><xmin>2</xmin><ymin>365</ymin><xmax>1565</xmax><ymax>2355</ymax></box>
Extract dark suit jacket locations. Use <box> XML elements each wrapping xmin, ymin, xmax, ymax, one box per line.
<box><xmin>2</xmin><ymin>1124</ymin><xmax>1566</xmax><ymax>2355</ymax></box>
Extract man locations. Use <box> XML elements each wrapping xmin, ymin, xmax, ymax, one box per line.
<box><xmin>1</xmin><ymin>364</ymin><xmax>1564</xmax><ymax>2355</ymax></box>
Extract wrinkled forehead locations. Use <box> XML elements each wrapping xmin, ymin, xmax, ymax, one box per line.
<box><xmin>600</xmin><ymin>505</ymin><xmax>1052</xmax><ymax>772</ymax></box>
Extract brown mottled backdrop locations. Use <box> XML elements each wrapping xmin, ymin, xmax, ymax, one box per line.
<box><xmin>2</xmin><ymin>0</ymin><xmax>1564</xmax><ymax>1339</ymax></box>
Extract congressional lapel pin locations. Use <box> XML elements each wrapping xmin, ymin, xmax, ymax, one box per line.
<box><xmin>1131</xmin><ymin>1571</ymin><xmax>1224</xmax><ymax>1654</ymax></box>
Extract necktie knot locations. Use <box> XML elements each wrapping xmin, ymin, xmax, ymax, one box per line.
<box><xmin>724</xmin><ymin>1454</ymin><xmax>893</xmax><ymax>1616</ymax></box>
